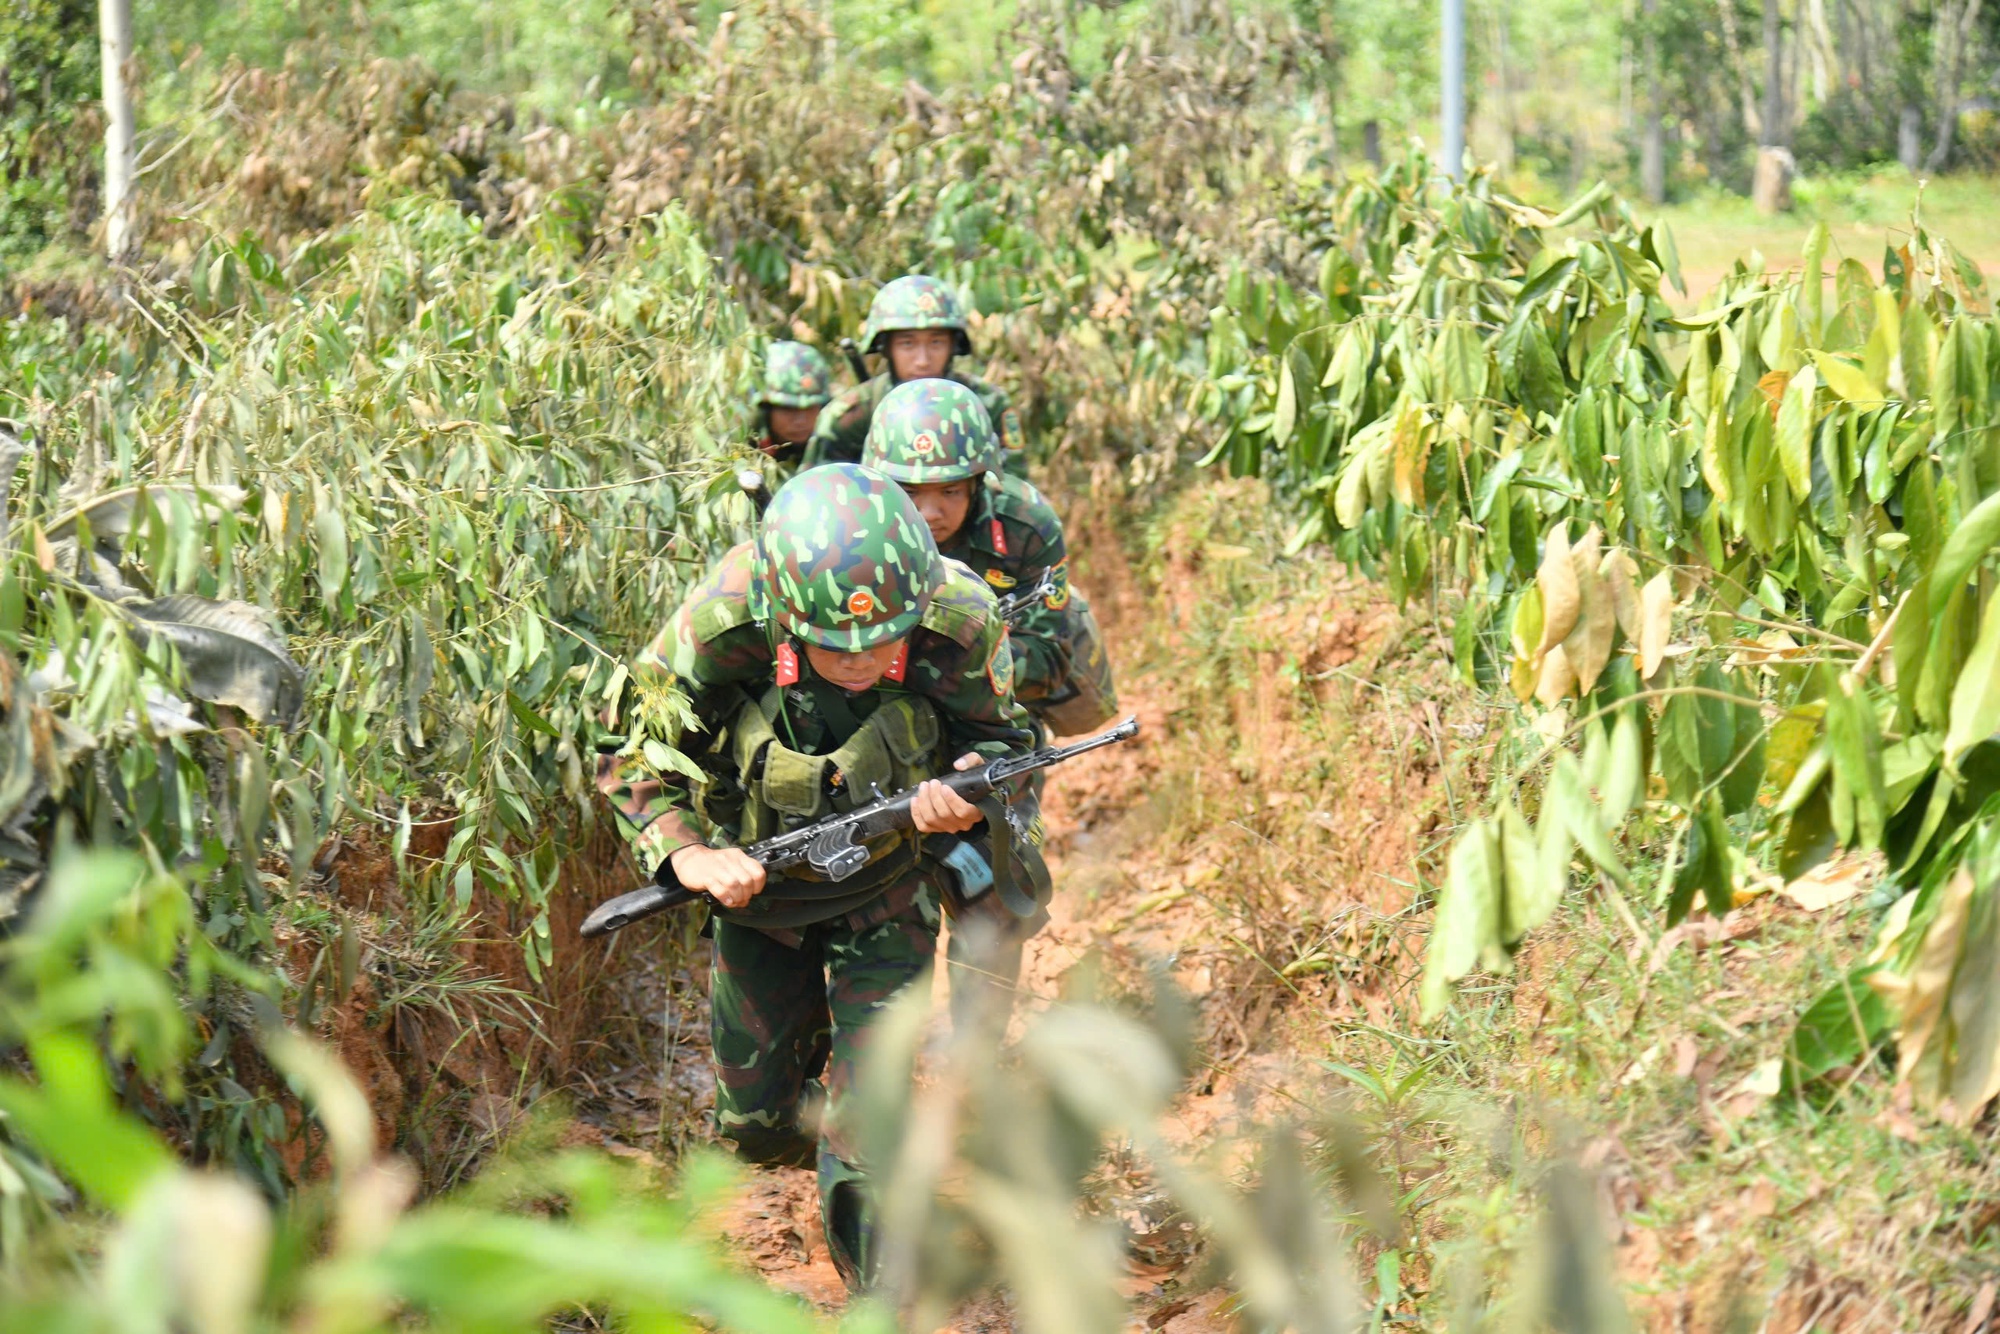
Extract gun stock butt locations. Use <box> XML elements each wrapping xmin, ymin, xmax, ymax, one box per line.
<box><xmin>579</xmin><ymin>883</ymin><xmax>698</xmax><ymax>939</ymax></box>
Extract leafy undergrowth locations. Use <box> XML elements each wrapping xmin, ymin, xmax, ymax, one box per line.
<box><xmin>1025</xmin><ymin>475</ymin><xmax>2000</xmax><ymax>1330</ymax></box>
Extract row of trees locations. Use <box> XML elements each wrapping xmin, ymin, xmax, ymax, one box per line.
<box><xmin>5</xmin><ymin>0</ymin><xmax>1998</xmax><ymax>265</ymax></box>
<box><xmin>1325</xmin><ymin>0</ymin><xmax>2000</xmax><ymax>199</ymax></box>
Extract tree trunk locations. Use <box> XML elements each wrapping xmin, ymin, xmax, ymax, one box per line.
<box><xmin>1640</xmin><ymin>0</ymin><xmax>1666</xmax><ymax>203</ymax></box>
<box><xmin>1926</xmin><ymin>0</ymin><xmax>1986</xmax><ymax>170</ymax></box>
<box><xmin>1754</xmin><ymin>0</ymin><xmax>1792</xmax><ymax>212</ymax></box>
<box><xmin>1363</xmin><ymin>119</ymin><xmax>1383</xmax><ymax>167</ymax></box>
<box><xmin>98</xmin><ymin>0</ymin><xmax>135</xmax><ymax>263</ymax></box>
<box><xmin>1491</xmin><ymin>2</ymin><xmax>1517</xmax><ymax>173</ymax></box>
<box><xmin>1718</xmin><ymin>0</ymin><xmax>1763</xmax><ymax>138</ymax></box>
<box><xmin>1899</xmin><ymin>103</ymin><xmax>1924</xmax><ymax>169</ymax></box>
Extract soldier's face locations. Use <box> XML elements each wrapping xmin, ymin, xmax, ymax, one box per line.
<box><xmin>905</xmin><ymin>480</ymin><xmax>974</xmax><ymax>545</ymax></box>
<box><xmin>766</xmin><ymin>405</ymin><xmax>819</xmax><ymax>444</ymax></box>
<box><xmin>804</xmin><ymin>639</ymin><xmax>907</xmax><ymax>694</ymax></box>
<box><xmin>887</xmin><ymin>329</ymin><xmax>954</xmax><ymax>381</ymax></box>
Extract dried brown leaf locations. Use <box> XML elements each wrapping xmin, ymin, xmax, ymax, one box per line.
<box><xmin>1534</xmin><ymin>523</ymin><xmax>1579</xmax><ymax>658</ymax></box>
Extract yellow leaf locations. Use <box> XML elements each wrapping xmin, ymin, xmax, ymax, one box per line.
<box><xmin>32</xmin><ymin>526</ymin><xmax>53</xmax><ymax>573</ymax></box>
<box><xmin>1638</xmin><ymin>571</ymin><xmax>1674</xmax><ymax>679</ymax></box>
<box><xmin>1534</xmin><ymin>642</ymin><xmax>1577</xmax><ymax>707</ymax></box>
<box><xmin>1563</xmin><ymin>554</ymin><xmax>1615</xmax><ymax>694</ymax></box>
<box><xmin>1810</xmin><ymin>351</ymin><xmax>1884</xmax><ymax>404</ymax></box>
<box><xmin>1534</xmin><ymin>523</ymin><xmax>1579</xmax><ymax>658</ymax></box>
<box><xmin>1599</xmin><ymin>548</ymin><xmax>1640</xmax><ymax>642</ymax></box>
<box><xmin>1870</xmin><ymin>870</ymin><xmax>1974</xmax><ymax>1098</ymax></box>
<box><xmin>1390</xmin><ymin>399</ymin><xmax>1431</xmax><ymax>507</ymax></box>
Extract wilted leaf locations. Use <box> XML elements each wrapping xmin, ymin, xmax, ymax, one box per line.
<box><xmin>1871</xmin><ymin>873</ymin><xmax>1973</xmax><ymax>1097</ymax></box>
<box><xmin>1389</xmin><ymin>398</ymin><xmax>1430</xmax><ymax>508</ymax></box>
<box><xmin>1638</xmin><ymin>571</ymin><xmax>1673</xmax><ymax>679</ymax></box>
<box><xmin>1562</xmin><ymin>532</ymin><xmax>1615</xmax><ymax>694</ymax></box>
<box><xmin>1534</xmin><ymin>643</ymin><xmax>1577</xmax><ymax>707</ymax></box>
<box><xmin>1535</xmin><ymin>523</ymin><xmax>1579</xmax><ymax>657</ymax></box>
<box><xmin>1600</xmin><ymin>549</ymin><xmax>1640</xmax><ymax>642</ymax></box>
<box><xmin>1778</xmin><ymin>851</ymin><xmax>1879</xmax><ymax>911</ymax></box>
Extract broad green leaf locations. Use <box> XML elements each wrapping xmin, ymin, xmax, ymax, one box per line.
<box><xmin>313</xmin><ymin>500</ymin><xmax>349</xmax><ymax>603</ymax></box>
<box><xmin>1945</xmin><ymin>593</ymin><xmax>2000</xmax><ymax>764</ymax></box>
<box><xmin>1419</xmin><ymin>818</ymin><xmax>1503</xmax><ymax>1020</ymax></box>
<box><xmin>1548</xmin><ymin>755</ymin><xmax>1631</xmax><ymax>890</ymax></box>
<box><xmin>1775</xmin><ymin>364</ymin><xmax>1817</xmax><ymax>501</ymax></box>
<box><xmin>1800</xmin><ymin>222</ymin><xmax>1828</xmax><ymax>335</ymax></box>
<box><xmin>1272</xmin><ymin>356</ymin><xmax>1298</xmax><ymax>448</ymax></box>
<box><xmin>1779</xmin><ymin>780</ymin><xmax>1838</xmax><ymax>881</ymax></box>
<box><xmin>1498</xmin><ymin>800</ymin><xmax>1562</xmax><ymax>944</ymax></box>
<box><xmin>1783</xmin><ymin>964</ymin><xmax>1890</xmax><ymax>1094</ymax></box>
<box><xmin>1927</xmin><ymin>490</ymin><xmax>2000</xmax><ymax>620</ymax></box>
<box><xmin>0</xmin><ymin>1033</ymin><xmax>172</xmax><ymax>1209</ymax></box>
<box><xmin>1824</xmin><ymin>670</ymin><xmax>1889</xmax><ymax>848</ymax></box>
<box><xmin>1667</xmin><ymin>794</ymin><xmax>1733</xmax><ymax>924</ymax></box>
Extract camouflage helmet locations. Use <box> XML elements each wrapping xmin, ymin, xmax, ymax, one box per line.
<box><xmin>861</xmin><ymin>275</ymin><xmax>973</xmax><ymax>357</ymax></box>
<box><xmin>757</xmin><ymin>341</ymin><xmax>834</xmax><ymax>409</ymax></box>
<box><xmin>749</xmin><ymin>464</ymin><xmax>943</xmax><ymax>651</ymax></box>
<box><xmin>862</xmin><ymin>379</ymin><xmax>1000</xmax><ymax>484</ymax></box>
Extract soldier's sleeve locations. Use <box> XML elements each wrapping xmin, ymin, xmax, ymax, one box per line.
<box><xmin>931</xmin><ymin>610</ymin><xmax>1036</xmax><ymax>761</ymax></box>
<box><xmin>1004</xmin><ymin>517</ymin><xmax>1072</xmax><ymax>704</ymax></box>
<box><xmin>973</xmin><ymin>378</ymin><xmax>1030</xmax><ymax>480</ymax></box>
<box><xmin>911</xmin><ymin>573</ymin><xmax>1035</xmax><ymax>761</ymax></box>
<box><xmin>597</xmin><ymin>560</ymin><xmax>768</xmax><ymax>867</ymax></box>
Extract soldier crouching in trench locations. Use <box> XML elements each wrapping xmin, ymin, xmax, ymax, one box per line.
<box><xmin>595</xmin><ymin>463</ymin><xmax>1040</xmax><ymax>1289</ymax></box>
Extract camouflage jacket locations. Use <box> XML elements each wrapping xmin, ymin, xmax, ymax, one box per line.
<box><xmin>803</xmin><ymin>370</ymin><xmax>1027</xmax><ymax>478</ymax></box>
<box><xmin>601</xmin><ymin>543</ymin><xmax>1033</xmax><ymax>935</ymax></box>
<box><xmin>939</xmin><ymin>475</ymin><xmax>1071</xmax><ymax>706</ymax></box>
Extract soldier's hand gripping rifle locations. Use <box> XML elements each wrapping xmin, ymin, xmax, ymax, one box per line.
<box><xmin>579</xmin><ymin>716</ymin><xmax>1139</xmax><ymax>938</ymax></box>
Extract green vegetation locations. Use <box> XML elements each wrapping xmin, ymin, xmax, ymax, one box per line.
<box><xmin>4</xmin><ymin>0</ymin><xmax>2000</xmax><ymax>1326</ymax></box>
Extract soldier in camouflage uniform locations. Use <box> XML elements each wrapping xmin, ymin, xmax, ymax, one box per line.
<box><xmin>861</xmin><ymin>379</ymin><xmax>1120</xmax><ymax>1024</ymax></box>
<box><xmin>750</xmin><ymin>341</ymin><xmax>834</xmax><ymax>466</ymax></box>
<box><xmin>596</xmin><ymin>464</ymin><xmax>1033</xmax><ymax>1289</ymax></box>
<box><xmin>802</xmin><ymin>275</ymin><xmax>1029</xmax><ymax>480</ymax></box>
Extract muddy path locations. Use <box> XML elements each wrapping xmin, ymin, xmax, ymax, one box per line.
<box><xmin>567</xmin><ymin>479</ymin><xmax>1467</xmax><ymax>1328</ymax></box>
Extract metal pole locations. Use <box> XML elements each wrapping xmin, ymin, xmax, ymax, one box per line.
<box><xmin>98</xmin><ymin>0</ymin><xmax>136</xmax><ymax>263</ymax></box>
<box><xmin>1441</xmin><ymin>0</ymin><xmax>1466</xmax><ymax>181</ymax></box>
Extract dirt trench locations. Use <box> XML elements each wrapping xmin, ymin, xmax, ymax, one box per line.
<box><xmin>553</xmin><ymin>477</ymin><xmax>1465</xmax><ymax>1329</ymax></box>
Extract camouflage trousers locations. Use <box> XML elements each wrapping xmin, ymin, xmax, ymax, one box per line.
<box><xmin>709</xmin><ymin>886</ymin><xmax>940</xmax><ymax>1288</ymax></box>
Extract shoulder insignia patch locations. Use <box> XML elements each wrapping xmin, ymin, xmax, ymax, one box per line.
<box><xmin>983</xmin><ymin>568</ymin><xmax>1018</xmax><ymax>590</ymax></box>
<box><xmin>884</xmin><ymin>641</ymin><xmax>909</xmax><ymax>683</ymax></box>
<box><xmin>1044</xmin><ymin>557</ymin><xmax>1072</xmax><ymax>611</ymax></box>
<box><xmin>986</xmin><ymin>637</ymin><xmax>1015</xmax><ymax>697</ymax></box>
<box><xmin>990</xmin><ymin>517</ymin><xmax>1008</xmax><ymax>556</ymax></box>
<box><xmin>775</xmin><ymin>641</ymin><xmax>800</xmax><ymax>686</ymax></box>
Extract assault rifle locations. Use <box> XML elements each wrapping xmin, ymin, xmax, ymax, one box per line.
<box><xmin>838</xmin><ymin>337</ymin><xmax>871</xmax><ymax>383</ymax></box>
<box><xmin>579</xmin><ymin>716</ymin><xmax>1139</xmax><ymax>938</ymax></box>
<box><xmin>993</xmin><ymin>568</ymin><xmax>1059</xmax><ymax>625</ymax></box>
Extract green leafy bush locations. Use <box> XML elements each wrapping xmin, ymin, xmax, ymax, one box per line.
<box><xmin>1199</xmin><ymin>153</ymin><xmax>2000</xmax><ymax>1118</ymax></box>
